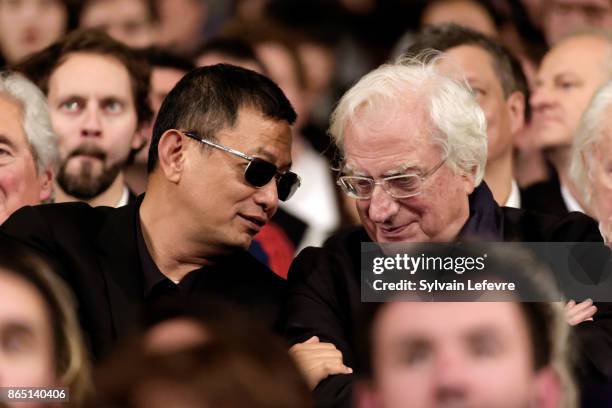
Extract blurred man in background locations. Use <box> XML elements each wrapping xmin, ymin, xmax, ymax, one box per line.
<box><xmin>18</xmin><ymin>29</ymin><xmax>152</xmax><ymax>207</ymax></box>
<box><xmin>526</xmin><ymin>30</ymin><xmax>612</xmax><ymax>216</ymax></box>
<box><xmin>79</xmin><ymin>0</ymin><xmax>158</xmax><ymax>48</ymax></box>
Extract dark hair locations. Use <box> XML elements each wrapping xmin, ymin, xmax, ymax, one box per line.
<box><xmin>194</xmin><ymin>37</ymin><xmax>266</xmax><ymax>73</ymax></box>
<box><xmin>94</xmin><ymin>298</ymin><xmax>312</xmax><ymax>408</ymax></box>
<box><xmin>404</xmin><ymin>23</ymin><xmax>524</xmax><ymax>99</ymax></box>
<box><xmin>15</xmin><ymin>29</ymin><xmax>153</xmax><ymax>127</ymax></box>
<box><xmin>148</xmin><ymin>63</ymin><xmax>296</xmax><ymax>173</ymax></box>
<box><xmin>137</xmin><ymin>46</ymin><xmax>195</xmax><ymax>72</ymax></box>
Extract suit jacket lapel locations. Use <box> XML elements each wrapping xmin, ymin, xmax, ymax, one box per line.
<box><xmin>95</xmin><ymin>197</ymin><xmax>144</xmax><ymax>340</ymax></box>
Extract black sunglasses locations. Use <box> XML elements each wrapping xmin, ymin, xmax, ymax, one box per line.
<box><xmin>182</xmin><ymin>131</ymin><xmax>301</xmax><ymax>201</ymax></box>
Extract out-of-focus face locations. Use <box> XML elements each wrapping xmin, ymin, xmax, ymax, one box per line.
<box><xmin>48</xmin><ymin>52</ymin><xmax>141</xmax><ymax>200</ymax></box>
<box><xmin>256</xmin><ymin>42</ymin><xmax>307</xmax><ymax>128</ymax></box>
<box><xmin>0</xmin><ymin>94</ymin><xmax>51</xmax><ymax>224</ymax></box>
<box><xmin>587</xmin><ymin>114</ymin><xmax>612</xmax><ymax>224</ymax></box>
<box><xmin>80</xmin><ymin>0</ymin><xmax>156</xmax><ymax>48</ymax></box>
<box><xmin>0</xmin><ymin>270</ymin><xmax>57</xmax><ymax>401</ymax></box>
<box><xmin>421</xmin><ymin>0</ymin><xmax>497</xmax><ymax>37</ymax></box>
<box><xmin>156</xmin><ymin>0</ymin><xmax>207</xmax><ymax>55</ymax></box>
<box><xmin>0</xmin><ymin>0</ymin><xmax>67</xmax><ymax>64</ymax></box>
<box><xmin>441</xmin><ymin>45</ymin><xmax>522</xmax><ymax>163</ymax></box>
<box><xmin>178</xmin><ymin>107</ymin><xmax>292</xmax><ymax>252</ymax></box>
<box><xmin>530</xmin><ymin>35</ymin><xmax>610</xmax><ymax>149</ymax></box>
<box><xmin>344</xmin><ymin>100</ymin><xmax>475</xmax><ymax>243</ymax></box>
<box><xmin>136</xmin><ymin>66</ymin><xmax>186</xmax><ymax>165</ymax></box>
<box><xmin>361</xmin><ymin>302</ymin><xmax>559</xmax><ymax>408</ymax></box>
<box><xmin>543</xmin><ymin>0</ymin><xmax>612</xmax><ymax>45</ymax></box>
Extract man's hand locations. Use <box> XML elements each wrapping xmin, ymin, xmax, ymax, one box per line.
<box><xmin>289</xmin><ymin>336</ymin><xmax>353</xmax><ymax>389</ymax></box>
<box><xmin>565</xmin><ymin>299</ymin><xmax>597</xmax><ymax>325</ymax></box>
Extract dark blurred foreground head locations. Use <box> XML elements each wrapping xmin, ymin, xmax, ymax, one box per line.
<box><xmin>93</xmin><ymin>298</ymin><xmax>312</xmax><ymax>408</ymax></box>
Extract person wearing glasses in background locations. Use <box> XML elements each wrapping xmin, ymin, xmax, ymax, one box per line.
<box><xmin>1</xmin><ymin>64</ymin><xmax>301</xmax><ymax>361</ymax></box>
<box><xmin>285</xmin><ymin>56</ymin><xmax>607</xmax><ymax>408</ymax></box>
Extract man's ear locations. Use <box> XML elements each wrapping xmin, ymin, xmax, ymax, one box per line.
<box><xmin>461</xmin><ymin>165</ymin><xmax>477</xmax><ymax>196</ymax></box>
<box><xmin>157</xmin><ymin>130</ymin><xmax>185</xmax><ymax>183</ymax></box>
<box><xmin>38</xmin><ymin>168</ymin><xmax>54</xmax><ymax>203</ymax></box>
<box><xmin>506</xmin><ymin>91</ymin><xmax>526</xmax><ymax>136</ymax></box>
<box><xmin>532</xmin><ymin>367</ymin><xmax>563</xmax><ymax>408</ymax></box>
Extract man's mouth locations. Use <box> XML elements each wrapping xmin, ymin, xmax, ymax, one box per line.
<box><xmin>239</xmin><ymin>214</ymin><xmax>267</xmax><ymax>232</ymax></box>
<box><xmin>378</xmin><ymin>222</ymin><xmax>416</xmax><ymax>238</ymax></box>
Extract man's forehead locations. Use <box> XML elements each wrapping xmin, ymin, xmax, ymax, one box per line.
<box><xmin>50</xmin><ymin>52</ymin><xmax>133</xmax><ymax>95</ymax></box>
<box><xmin>376</xmin><ymin>302</ymin><xmax>524</xmax><ymax>334</ymax></box>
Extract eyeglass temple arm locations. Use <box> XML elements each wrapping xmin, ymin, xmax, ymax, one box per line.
<box><xmin>182</xmin><ymin>131</ymin><xmax>253</xmax><ymax>162</ymax></box>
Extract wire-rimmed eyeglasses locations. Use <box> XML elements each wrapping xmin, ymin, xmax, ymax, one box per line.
<box><xmin>336</xmin><ymin>157</ymin><xmax>447</xmax><ymax>199</ymax></box>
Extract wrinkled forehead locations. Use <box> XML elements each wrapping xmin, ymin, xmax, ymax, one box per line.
<box><xmin>342</xmin><ymin>100</ymin><xmax>438</xmax><ymax>172</ymax></box>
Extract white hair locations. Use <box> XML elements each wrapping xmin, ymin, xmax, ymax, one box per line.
<box><xmin>570</xmin><ymin>80</ymin><xmax>612</xmax><ymax>207</ymax></box>
<box><xmin>329</xmin><ymin>54</ymin><xmax>487</xmax><ymax>186</ymax></box>
<box><xmin>0</xmin><ymin>71</ymin><xmax>59</xmax><ymax>174</ymax></box>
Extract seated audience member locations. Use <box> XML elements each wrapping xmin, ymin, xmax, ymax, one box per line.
<box><xmin>404</xmin><ymin>24</ymin><xmax>527</xmax><ymax>208</ymax></box>
<box><xmin>194</xmin><ymin>37</ymin><xmax>305</xmax><ymax>278</ymax></box>
<box><xmin>1</xmin><ymin>64</ymin><xmax>299</xmax><ymax>361</ymax></box>
<box><xmin>0</xmin><ymin>0</ymin><xmax>80</xmax><ymax>66</ymax></box>
<box><xmin>17</xmin><ymin>29</ymin><xmax>153</xmax><ymax>208</ymax></box>
<box><xmin>78</xmin><ymin>0</ymin><xmax>158</xmax><ymax>48</ymax></box>
<box><xmin>356</xmin><ymin>248</ymin><xmax>575</xmax><ymax>408</ymax></box>
<box><xmin>93</xmin><ymin>301</ymin><xmax>313</xmax><ymax>408</ymax></box>
<box><xmin>227</xmin><ymin>23</ymin><xmax>343</xmax><ymax>251</ymax></box>
<box><xmin>525</xmin><ymin>30</ymin><xmax>612</xmax><ymax>216</ymax></box>
<box><xmin>571</xmin><ymin>80</ymin><xmax>612</xmax><ymax>242</ymax></box>
<box><xmin>126</xmin><ymin>47</ymin><xmax>194</xmax><ymax>194</ymax></box>
<box><xmin>0</xmin><ymin>71</ymin><xmax>58</xmax><ymax>224</ymax></box>
<box><xmin>285</xmin><ymin>56</ymin><xmax>606</xmax><ymax>408</ymax></box>
<box><xmin>0</xmin><ymin>235</ymin><xmax>91</xmax><ymax>407</ymax></box>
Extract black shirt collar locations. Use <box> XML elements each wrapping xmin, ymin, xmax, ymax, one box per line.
<box><xmin>136</xmin><ymin>215</ymin><xmax>200</xmax><ymax>297</ymax></box>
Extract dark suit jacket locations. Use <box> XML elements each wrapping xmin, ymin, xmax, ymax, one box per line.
<box><xmin>522</xmin><ymin>169</ymin><xmax>569</xmax><ymax>217</ymax></box>
<box><xmin>286</xmin><ymin>203</ymin><xmax>605</xmax><ymax>408</ymax></box>
<box><xmin>0</xmin><ymin>198</ymin><xmax>287</xmax><ymax>359</ymax></box>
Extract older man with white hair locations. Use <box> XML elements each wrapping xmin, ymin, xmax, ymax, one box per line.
<box><xmin>571</xmin><ymin>80</ymin><xmax>612</xmax><ymax>242</ymax></box>
<box><xmin>285</xmin><ymin>56</ymin><xmax>609</xmax><ymax>408</ymax></box>
<box><xmin>0</xmin><ymin>71</ymin><xmax>59</xmax><ymax>224</ymax></box>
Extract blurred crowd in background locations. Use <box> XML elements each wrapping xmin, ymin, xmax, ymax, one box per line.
<box><xmin>3</xmin><ymin>0</ymin><xmax>612</xmax><ymax>407</ymax></box>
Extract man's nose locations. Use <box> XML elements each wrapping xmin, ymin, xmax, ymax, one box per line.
<box><xmin>81</xmin><ymin>106</ymin><xmax>102</xmax><ymax>138</ymax></box>
<box><xmin>253</xmin><ymin>179</ymin><xmax>279</xmax><ymax>217</ymax></box>
<box><xmin>530</xmin><ymin>85</ymin><xmax>554</xmax><ymax>112</ymax></box>
<box><xmin>367</xmin><ymin>184</ymin><xmax>399</xmax><ymax>223</ymax></box>
<box><xmin>433</xmin><ymin>349</ymin><xmax>470</xmax><ymax>404</ymax></box>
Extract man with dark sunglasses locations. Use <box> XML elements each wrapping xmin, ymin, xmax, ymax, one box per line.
<box><xmin>1</xmin><ymin>64</ymin><xmax>299</xmax><ymax>360</ymax></box>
